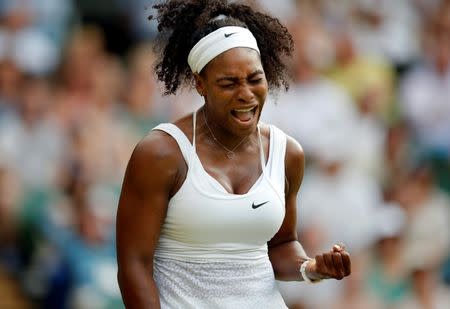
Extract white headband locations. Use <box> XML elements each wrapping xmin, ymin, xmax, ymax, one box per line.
<box><xmin>187</xmin><ymin>26</ymin><xmax>260</xmax><ymax>73</ymax></box>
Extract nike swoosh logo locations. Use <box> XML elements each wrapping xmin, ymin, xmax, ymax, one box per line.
<box><xmin>252</xmin><ymin>201</ymin><xmax>269</xmax><ymax>209</ymax></box>
<box><xmin>224</xmin><ymin>32</ymin><xmax>237</xmax><ymax>38</ymax></box>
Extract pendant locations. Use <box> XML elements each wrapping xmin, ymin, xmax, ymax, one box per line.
<box><xmin>226</xmin><ymin>151</ymin><xmax>235</xmax><ymax>159</ymax></box>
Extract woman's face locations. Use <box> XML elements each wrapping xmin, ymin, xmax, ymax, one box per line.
<box><xmin>196</xmin><ymin>47</ymin><xmax>268</xmax><ymax>136</ymax></box>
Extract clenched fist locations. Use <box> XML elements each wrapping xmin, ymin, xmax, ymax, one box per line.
<box><xmin>305</xmin><ymin>244</ymin><xmax>351</xmax><ymax>281</ymax></box>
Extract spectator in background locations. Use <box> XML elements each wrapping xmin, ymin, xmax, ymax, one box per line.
<box><xmin>0</xmin><ymin>76</ymin><xmax>66</xmax><ymax>190</ymax></box>
<box><xmin>346</xmin><ymin>0</ymin><xmax>421</xmax><ymax>72</ymax></box>
<box><xmin>55</xmin><ymin>26</ymin><xmax>135</xmax><ymax>186</ymax></box>
<box><xmin>54</xmin><ymin>25</ymin><xmax>108</xmax><ymax>130</ymax></box>
<box><xmin>399</xmin><ymin>1</ymin><xmax>450</xmax><ymax>155</ymax></box>
<box><xmin>0</xmin><ymin>0</ymin><xmax>74</xmax><ymax>47</ymax></box>
<box><xmin>0</xmin><ymin>0</ymin><xmax>73</xmax><ymax>76</ymax></box>
<box><xmin>327</xmin><ymin>30</ymin><xmax>396</xmax><ymax>123</ymax></box>
<box><xmin>118</xmin><ymin>43</ymin><xmax>171</xmax><ymax>143</ymax></box>
<box><xmin>326</xmin><ymin>30</ymin><xmax>393</xmax><ymax>180</ymax></box>
<box><xmin>394</xmin><ymin>164</ymin><xmax>450</xmax><ymax>272</ymax></box>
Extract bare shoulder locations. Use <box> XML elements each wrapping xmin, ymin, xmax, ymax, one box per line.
<box><xmin>284</xmin><ymin>134</ymin><xmax>305</xmax><ymax>194</ymax></box>
<box><xmin>133</xmin><ymin>129</ymin><xmax>183</xmax><ymax>168</ymax></box>
<box><xmin>124</xmin><ymin>129</ymin><xmax>185</xmax><ymax>196</ymax></box>
<box><xmin>285</xmin><ymin>134</ymin><xmax>304</xmax><ymax>168</ymax></box>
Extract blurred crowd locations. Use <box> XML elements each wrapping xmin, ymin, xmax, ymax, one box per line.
<box><xmin>0</xmin><ymin>0</ymin><xmax>449</xmax><ymax>308</ymax></box>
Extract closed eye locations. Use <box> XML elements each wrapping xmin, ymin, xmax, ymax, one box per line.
<box><xmin>219</xmin><ymin>83</ymin><xmax>235</xmax><ymax>89</ymax></box>
<box><xmin>249</xmin><ymin>78</ymin><xmax>263</xmax><ymax>84</ymax></box>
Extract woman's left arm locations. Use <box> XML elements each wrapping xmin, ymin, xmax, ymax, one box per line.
<box><xmin>268</xmin><ymin>136</ymin><xmax>351</xmax><ymax>282</ymax></box>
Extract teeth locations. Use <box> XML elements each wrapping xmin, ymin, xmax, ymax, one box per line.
<box><xmin>234</xmin><ymin>107</ymin><xmax>254</xmax><ymax>113</ymax></box>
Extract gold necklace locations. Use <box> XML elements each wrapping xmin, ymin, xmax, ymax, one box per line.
<box><xmin>202</xmin><ymin>108</ymin><xmax>249</xmax><ymax>159</ymax></box>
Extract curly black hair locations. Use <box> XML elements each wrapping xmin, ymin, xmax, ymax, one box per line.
<box><xmin>149</xmin><ymin>0</ymin><xmax>294</xmax><ymax>95</ymax></box>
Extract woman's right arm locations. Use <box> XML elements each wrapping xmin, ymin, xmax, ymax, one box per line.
<box><xmin>116</xmin><ymin>132</ymin><xmax>182</xmax><ymax>309</ymax></box>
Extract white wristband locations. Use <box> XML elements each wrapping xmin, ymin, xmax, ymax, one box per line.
<box><xmin>300</xmin><ymin>259</ymin><xmax>322</xmax><ymax>284</ymax></box>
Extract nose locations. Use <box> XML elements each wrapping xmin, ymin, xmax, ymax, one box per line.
<box><xmin>237</xmin><ymin>84</ymin><xmax>255</xmax><ymax>103</ymax></box>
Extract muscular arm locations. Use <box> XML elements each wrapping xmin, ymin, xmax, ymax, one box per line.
<box><xmin>268</xmin><ymin>136</ymin><xmax>309</xmax><ymax>281</ymax></box>
<box><xmin>268</xmin><ymin>136</ymin><xmax>351</xmax><ymax>282</ymax></box>
<box><xmin>116</xmin><ymin>132</ymin><xmax>183</xmax><ymax>308</ymax></box>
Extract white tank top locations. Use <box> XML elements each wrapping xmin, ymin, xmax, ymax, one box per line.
<box><xmin>153</xmin><ymin>111</ymin><xmax>287</xmax><ymax>262</ymax></box>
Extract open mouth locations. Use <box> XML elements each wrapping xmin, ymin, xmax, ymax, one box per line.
<box><xmin>231</xmin><ymin>106</ymin><xmax>257</xmax><ymax>123</ymax></box>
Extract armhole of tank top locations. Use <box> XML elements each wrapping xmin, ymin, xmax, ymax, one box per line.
<box><xmin>152</xmin><ymin>123</ymin><xmax>193</xmax><ymax>166</ymax></box>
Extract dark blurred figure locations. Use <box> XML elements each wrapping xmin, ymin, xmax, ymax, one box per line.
<box><xmin>75</xmin><ymin>0</ymin><xmax>134</xmax><ymax>55</ymax></box>
<box><xmin>0</xmin><ymin>165</ymin><xmax>31</xmax><ymax>308</ymax></box>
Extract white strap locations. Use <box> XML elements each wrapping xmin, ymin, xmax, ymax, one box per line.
<box><xmin>152</xmin><ymin>123</ymin><xmax>194</xmax><ymax>164</ymax></box>
<box><xmin>264</xmin><ymin>125</ymin><xmax>287</xmax><ymax>200</ymax></box>
<box><xmin>257</xmin><ymin>125</ymin><xmax>265</xmax><ymax>171</ymax></box>
<box><xmin>268</xmin><ymin>125</ymin><xmax>287</xmax><ymax>176</ymax></box>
